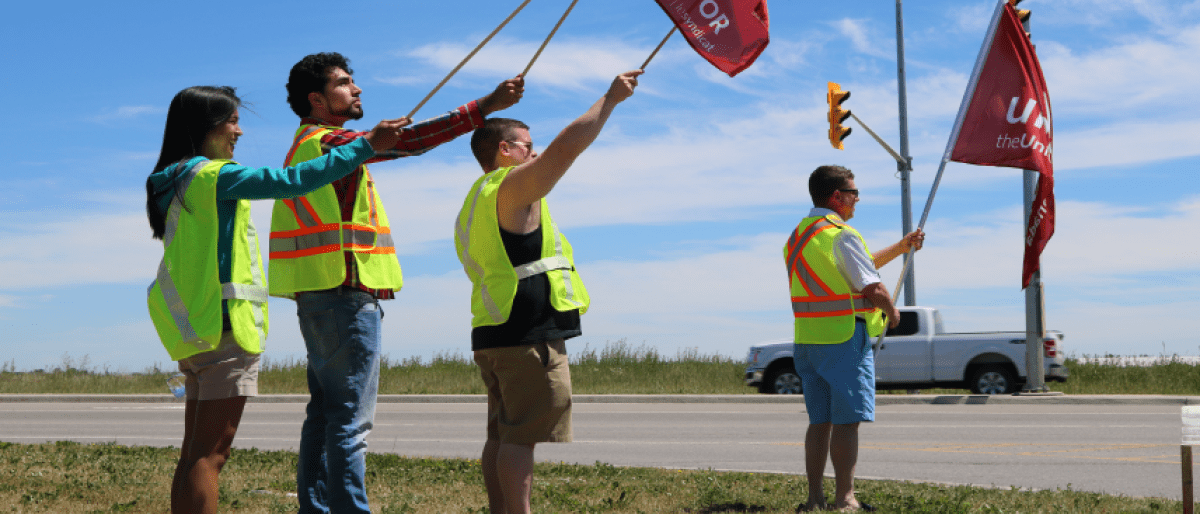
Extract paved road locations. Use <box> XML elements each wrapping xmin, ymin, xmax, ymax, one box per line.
<box><xmin>0</xmin><ymin>396</ymin><xmax>1192</xmax><ymax>500</ymax></box>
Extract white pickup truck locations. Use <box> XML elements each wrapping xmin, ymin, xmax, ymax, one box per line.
<box><xmin>744</xmin><ymin>307</ymin><xmax>1069</xmax><ymax>395</ymax></box>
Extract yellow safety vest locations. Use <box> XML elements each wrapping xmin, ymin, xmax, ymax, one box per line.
<box><xmin>784</xmin><ymin>214</ymin><xmax>884</xmax><ymax>344</ymax></box>
<box><xmin>454</xmin><ymin>166</ymin><xmax>589</xmax><ymax>327</ymax></box>
<box><xmin>147</xmin><ymin>159</ymin><xmax>269</xmax><ymax>361</ymax></box>
<box><xmin>268</xmin><ymin>125</ymin><xmax>402</xmax><ymax>298</ymax></box>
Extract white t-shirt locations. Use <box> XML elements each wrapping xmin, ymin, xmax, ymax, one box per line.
<box><xmin>807</xmin><ymin>208</ymin><xmax>881</xmax><ymax>293</ymax></box>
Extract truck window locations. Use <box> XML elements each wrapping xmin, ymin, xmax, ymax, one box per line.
<box><xmin>885</xmin><ymin>311</ymin><xmax>920</xmax><ymax>337</ymax></box>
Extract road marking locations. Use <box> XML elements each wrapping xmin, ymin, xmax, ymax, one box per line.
<box><xmin>774</xmin><ymin>441</ymin><xmax>1182</xmax><ymax>464</ymax></box>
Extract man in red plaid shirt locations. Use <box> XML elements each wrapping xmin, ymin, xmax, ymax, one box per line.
<box><xmin>270</xmin><ymin>51</ymin><xmax>523</xmax><ymax>514</ymax></box>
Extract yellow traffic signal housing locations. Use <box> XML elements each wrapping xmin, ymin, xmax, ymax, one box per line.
<box><xmin>826</xmin><ymin>82</ymin><xmax>852</xmax><ymax>150</ymax></box>
<box><xmin>1009</xmin><ymin>0</ymin><xmax>1031</xmax><ymax>26</ymax></box>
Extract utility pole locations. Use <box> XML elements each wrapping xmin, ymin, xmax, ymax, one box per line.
<box><xmin>1011</xmin><ymin>0</ymin><xmax>1051</xmax><ymax>394</ymax></box>
<box><xmin>895</xmin><ymin>0</ymin><xmax>916</xmax><ymax>306</ymax></box>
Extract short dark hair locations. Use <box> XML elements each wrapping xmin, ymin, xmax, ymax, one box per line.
<box><xmin>286</xmin><ymin>52</ymin><xmax>353</xmax><ymax>117</ymax></box>
<box><xmin>470</xmin><ymin>117</ymin><xmax>530</xmax><ymax>171</ymax></box>
<box><xmin>809</xmin><ymin>165</ymin><xmax>855</xmax><ymax>207</ymax></box>
<box><xmin>146</xmin><ymin>86</ymin><xmax>242</xmax><ymax>240</ymax></box>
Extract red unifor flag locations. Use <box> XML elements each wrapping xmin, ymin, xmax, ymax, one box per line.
<box><xmin>653</xmin><ymin>0</ymin><xmax>770</xmax><ymax>77</ymax></box>
<box><xmin>945</xmin><ymin>0</ymin><xmax>1054</xmax><ymax>288</ymax></box>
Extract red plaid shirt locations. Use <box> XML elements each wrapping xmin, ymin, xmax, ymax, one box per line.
<box><xmin>300</xmin><ymin>101</ymin><xmax>484</xmax><ymax>299</ymax></box>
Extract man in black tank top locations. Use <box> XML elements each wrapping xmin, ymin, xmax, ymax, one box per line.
<box><xmin>461</xmin><ymin>70</ymin><xmax>642</xmax><ymax>514</ymax></box>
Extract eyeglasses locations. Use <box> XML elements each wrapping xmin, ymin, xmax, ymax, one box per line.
<box><xmin>838</xmin><ymin>189</ymin><xmax>860</xmax><ymax>198</ymax></box>
<box><xmin>505</xmin><ymin>140</ymin><xmax>534</xmax><ymax>152</ymax></box>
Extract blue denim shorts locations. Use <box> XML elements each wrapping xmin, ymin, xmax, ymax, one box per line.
<box><xmin>793</xmin><ymin>320</ymin><xmax>875</xmax><ymax>425</ymax></box>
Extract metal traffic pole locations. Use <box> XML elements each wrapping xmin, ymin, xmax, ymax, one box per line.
<box><xmin>895</xmin><ymin>0</ymin><xmax>916</xmax><ymax>307</ymax></box>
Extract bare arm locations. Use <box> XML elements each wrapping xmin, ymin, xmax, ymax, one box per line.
<box><xmin>872</xmin><ymin>228</ymin><xmax>925</xmax><ymax>269</ymax></box>
<box><xmin>860</xmin><ymin>282</ymin><xmax>901</xmax><ymax>329</ymax></box>
<box><xmin>497</xmin><ymin>70</ymin><xmax>642</xmax><ymax>225</ymax></box>
<box><xmin>478</xmin><ymin>75</ymin><xmax>525</xmax><ymax>116</ymax></box>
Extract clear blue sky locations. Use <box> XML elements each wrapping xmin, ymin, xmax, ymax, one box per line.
<box><xmin>1</xmin><ymin>0</ymin><xmax>1197</xmax><ymax>372</ymax></box>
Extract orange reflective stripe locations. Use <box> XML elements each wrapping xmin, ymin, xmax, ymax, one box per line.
<box><xmin>282</xmin><ymin>126</ymin><xmax>324</xmax><ymax>167</ymax></box>
<box><xmin>270</xmin><ymin>223</ymin><xmax>342</xmax><ymax>239</ymax></box>
<box><xmin>786</xmin><ymin>220</ymin><xmax>839</xmax><ymax>297</ymax></box>
<box><xmin>364</xmin><ymin>170</ymin><xmax>379</xmax><ymax>226</ymax></box>
<box><xmin>296</xmin><ymin>197</ymin><xmax>322</xmax><ymax>227</ymax></box>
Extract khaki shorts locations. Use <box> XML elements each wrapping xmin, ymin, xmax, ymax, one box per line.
<box><xmin>177</xmin><ymin>331</ymin><xmax>260</xmax><ymax>401</ymax></box>
<box><xmin>474</xmin><ymin>339</ymin><xmax>572</xmax><ymax>444</ymax></box>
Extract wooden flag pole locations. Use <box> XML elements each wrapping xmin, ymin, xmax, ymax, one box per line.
<box><xmin>640</xmin><ymin>26</ymin><xmax>677</xmax><ymax>70</ymax></box>
<box><xmin>522</xmin><ymin>0</ymin><xmax>579</xmax><ymax>78</ymax></box>
<box><xmin>407</xmin><ymin>0</ymin><xmax>532</xmax><ymax>119</ymax></box>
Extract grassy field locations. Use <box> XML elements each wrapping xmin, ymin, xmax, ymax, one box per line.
<box><xmin>0</xmin><ymin>441</ymin><xmax>1181</xmax><ymax>513</ymax></box>
<box><xmin>2</xmin><ymin>346</ymin><xmax>1196</xmax><ymax>511</ymax></box>
<box><xmin>3</xmin><ymin>343</ymin><xmax>1200</xmax><ymax>396</ymax></box>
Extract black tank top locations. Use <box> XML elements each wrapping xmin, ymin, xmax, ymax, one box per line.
<box><xmin>471</xmin><ymin>224</ymin><xmax>582</xmax><ymax>351</ymax></box>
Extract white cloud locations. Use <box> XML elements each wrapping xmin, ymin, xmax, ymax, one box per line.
<box><xmin>833</xmin><ymin>18</ymin><xmax>888</xmax><ymax>58</ymax></box>
<box><xmin>90</xmin><ymin>105</ymin><xmax>162</xmax><ymax>123</ymax></box>
<box><xmin>0</xmin><ymin>209</ymin><xmax>160</xmax><ymax>290</ymax></box>
<box><xmin>389</xmin><ymin>37</ymin><xmax>657</xmax><ymax>92</ymax></box>
<box><xmin>1039</xmin><ymin>25</ymin><xmax>1200</xmax><ymax>120</ymax></box>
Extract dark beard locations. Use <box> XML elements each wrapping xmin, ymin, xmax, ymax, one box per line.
<box><xmin>332</xmin><ymin>105</ymin><xmax>364</xmax><ymax>120</ymax></box>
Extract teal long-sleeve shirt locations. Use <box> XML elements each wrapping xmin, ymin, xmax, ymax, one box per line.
<box><xmin>148</xmin><ymin>136</ymin><xmax>376</xmax><ymax>284</ymax></box>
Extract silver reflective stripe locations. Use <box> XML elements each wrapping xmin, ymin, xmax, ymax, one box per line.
<box><xmin>455</xmin><ymin>174</ymin><xmax>504</xmax><ymax>322</ymax></box>
<box><xmin>514</xmin><ymin>256</ymin><xmax>571</xmax><ymax>280</ymax></box>
<box><xmin>548</xmin><ymin>220</ymin><xmax>582</xmax><ymax>307</ymax></box>
<box><xmin>222</xmin><ymin>283</ymin><xmax>269</xmax><ymax>303</ymax></box>
<box><xmin>344</xmin><ymin>227</ymin><xmax>378</xmax><ymax>247</ymax></box>
<box><xmin>292</xmin><ymin>202</ymin><xmax>321</xmax><ymax>228</ymax></box>
<box><xmin>152</xmin><ymin>160</ymin><xmax>213</xmax><ymax>350</ymax></box>
<box><xmin>154</xmin><ymin>257</ymin><xmax>212</xmax><ymax>350</ymax></box>
<box><xmin>270</xmin><ymin>230</ymin><xmax>341</xmax><ymax>253</ymax></box>
<box><xmin>243</xmin><ymin>217</ymin><xmax>267</xmax><ymax>345</ymax></box>
<box><xmin>787</xmin><ymin>219</ymin><xmax>834</xmax><ymax>296</ymax></box>
<box><xmin>791</xmin><ymin>296</ymin><xmax>876</xmax><ymax>315</ymax></box>
<box><xmin>162</xmin><ymin>160</ymin><xmax>209</xmax><ymax>247</ymax></box>
<box><xmin>375</xmin><ymin>232</ymin><xmax>394</xmax><ymax>249</ymax></box>
<box><xmin>286</xmin><ymin>127</ymin><xmax>326</xmax><ymax>229</ymax></box>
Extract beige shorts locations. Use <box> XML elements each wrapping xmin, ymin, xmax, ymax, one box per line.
<box><xmin>474</xmin><ymin>339</ymin><xmax>572</xmax><ymax>444</ymax></box>
<box><xmin>177</xmin><ymin>331</ymin><xmax>260</xmax><ymax>401</ymax></box>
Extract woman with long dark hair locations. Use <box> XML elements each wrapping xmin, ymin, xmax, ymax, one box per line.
<box><xmin>145</xmin><ymin>85</ymin><xmax>405</xmax><ymax>514</ymax></box>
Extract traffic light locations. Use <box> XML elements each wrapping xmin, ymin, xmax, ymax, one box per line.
<box><xmin>826</xmin><ymin>82</ymin><xmax>852</xmax><ymax>150</ymax></box>
<box><xmin>1009</xmin><ymin>0</ymin><xmax>1031</xmax><ymax>32</ymax></box>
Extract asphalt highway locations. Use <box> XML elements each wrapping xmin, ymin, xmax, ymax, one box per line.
<box><xmin>1</xmin><ymin>394</ymin><xmax>1194</xmax><ymax>500</ymax></box>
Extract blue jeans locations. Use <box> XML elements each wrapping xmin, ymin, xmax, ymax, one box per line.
<box><xmin>295</xmin><ymin>288</ymin><xmax>382</xmax><ymax>514</ymax></box>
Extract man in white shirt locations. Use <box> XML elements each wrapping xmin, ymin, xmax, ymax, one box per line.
<box><xmin>785</xmin><ymin>165</ymin><xmax>923</xmax><ymax>512</ymax></box>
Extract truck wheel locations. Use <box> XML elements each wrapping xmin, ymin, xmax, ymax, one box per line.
<box><xmin>970</xmin><ymin>365</ymin><xmax>1015</xmax><ymax>395</ymax></box>
<box><xmin>762</xmin><ymin>364</ymin><xmax>803</xmax><ymax>395</ymax></box>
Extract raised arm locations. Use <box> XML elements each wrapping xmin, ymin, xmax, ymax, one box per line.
<box><xmin>478</xmin><ymin>75</ymin><xmax>525</xmax><ymax>116</ymax></box>
<box><xmin>217</xmin><ymin>118</ymin><xmax>408</xmax><ymax>201</ymax></box>
<box><xmin>498</xmin><ymin>70</ymin><xmax>642</xmax><ymax>214</ymax></box>
<box><xmin>871</xmin><ymin>229</ymin><xmax>925</xmax><ymax>269</ymax></box>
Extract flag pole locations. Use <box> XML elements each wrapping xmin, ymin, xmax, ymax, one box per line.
<box><xmin>873</xmin><ymin>0</ymin><xmax>1007</xmax><ymax>351</ymax></box>
<box><xmin>640</xmin><ymin>26</ymin><xmax>677</xmax><ymax>70</ymax></box>
<box><xmin>521</xmin><ymin>0</ymin><xmax>579</xmax><ymax>77</ymax></box>
<box><xmin>407</xmin><ymin>0</ymin><xmax>533</xmax><ymax>119</ymax></box>
<box><xmin>873</xmin><ymin>157</ymin><xmax>948</xmax><ymax>351</ymax></box>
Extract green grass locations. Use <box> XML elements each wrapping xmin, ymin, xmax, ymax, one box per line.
<box><xmin>0</xmin><ymin>441</ymin><xmax>1181</xmax><ymax>513</ymax></box>
<box><xmin>5</xmin><ymin>345</ymin><xmax>1200</xmax><ymax>396</ymax></box>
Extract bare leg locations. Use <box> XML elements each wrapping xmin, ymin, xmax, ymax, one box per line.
<box><xmin>829</xmin><ymin>422</ymin><xmax>861</xmax><ymax>510</ymax></box>
<box><xmin>803</xmin><ymin>422</ymin><xmax>832</xmax><ymax>510</ymax></box>
<box><xmin>497</xmin><ymin>443</ymin><xmax>536</xmax><ymax>514</ymax></box>
<box><xmin>171</xmin><ymin>396</ymin><xmax>247</xmax><ymax>514</ymax></box>
<box><xmin>481</xmin><ymin>440</ymin><xmax>505</xmax><ymax>514</ymax></box>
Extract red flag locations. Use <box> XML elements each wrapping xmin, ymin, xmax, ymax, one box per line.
<box><xmin>945</xmin><ymin>1</ymin><xmax>1054</xmax><ymax>288</ymax></box>
<box><xmin>653</xmin><ymin>0</ymin><xmax>770</xmax><ymax>77</ymax></box>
